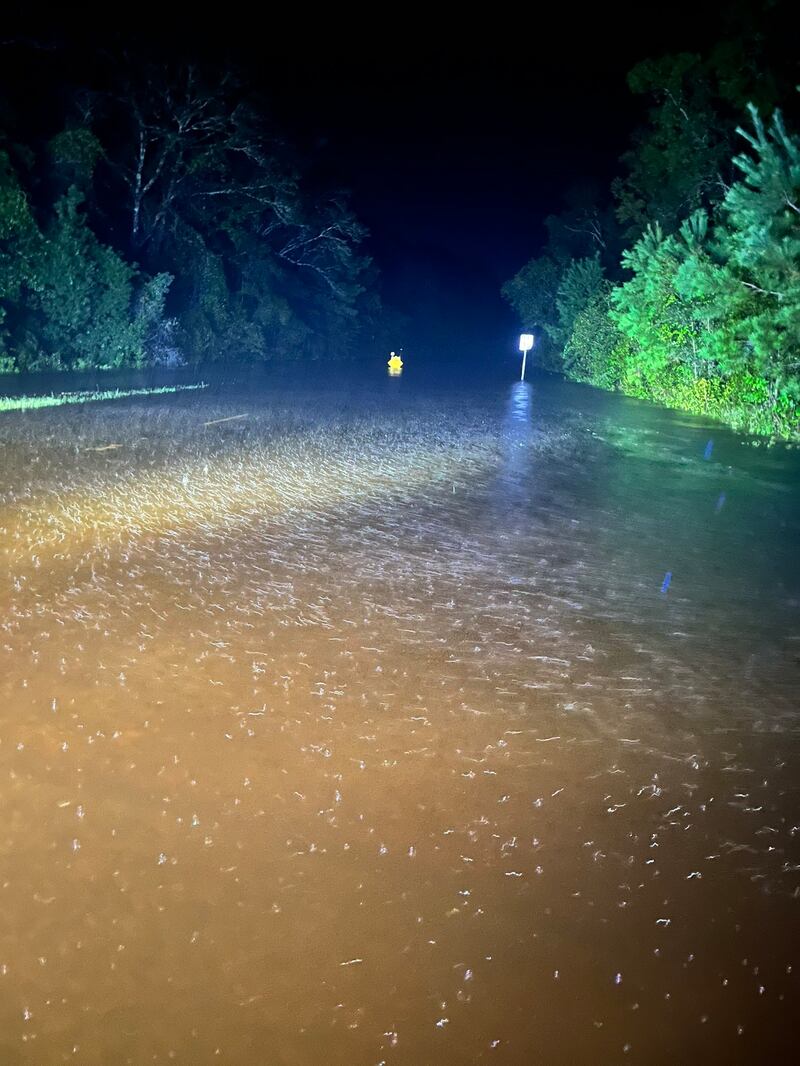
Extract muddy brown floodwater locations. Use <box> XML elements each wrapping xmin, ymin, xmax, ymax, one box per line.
<box><xmin>1</xmin><ymin>368</ymin><xmax>798</xmax><ymax>1065</ymax></box>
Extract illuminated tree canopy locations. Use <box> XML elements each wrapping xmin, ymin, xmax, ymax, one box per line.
<box><xmin>0</xmin><ymin>62</ymin><xmax>373</xmax><ymax>371</ymax></box>
<box><xmin>503</xmin><ymin>37</ymin><xmax>800</xmax><ymax>438</ymax></box>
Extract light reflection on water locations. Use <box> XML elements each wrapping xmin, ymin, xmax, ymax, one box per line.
<box><xmin>0</xmin><ymin>369</ymin><xmax>798</xmax><ymax>1064</ymax></box>
<box><xmin>501</xmin><ymin>381</ymin><xmax>534</xmax><ymax>487</ymax></box>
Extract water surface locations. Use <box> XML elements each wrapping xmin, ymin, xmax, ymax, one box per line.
<box><xmin>1</xmin><ymin>367</ymin><xmax>798</xmax><ymax>1064</ymax></box>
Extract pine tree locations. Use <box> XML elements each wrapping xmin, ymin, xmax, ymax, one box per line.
<box><xmin>710</xmin><ymin>106</ymin><xmax>800</xmax><ymax>404</ymax></box>
<box><xmin>556</xmin><ymin>255</ymin><xmax>606</xmax><ymax>343</ymax></box>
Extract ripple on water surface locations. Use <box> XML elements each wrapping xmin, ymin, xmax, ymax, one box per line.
<box><xmin>0</xmin><ymin>375</ymin><xmax>798</xmax><ymax>1064</ymax></box>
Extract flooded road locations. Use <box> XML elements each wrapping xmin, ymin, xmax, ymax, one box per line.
<box><xmin>1</xmin><ymin>367</ymin><xmax>798</xmax><ymax>1064</ymax></box>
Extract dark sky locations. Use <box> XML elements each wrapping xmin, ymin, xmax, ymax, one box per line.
<box><xmin>265</xmin><ymin>36</ymin><xmax>639</xmax><ymax>280</ymax></box>
<box><xmin>202</xmin><ymin>4</ymin><xmax>735</xmax><ymax>344</ymax></box>
<box><xmin>0</xmin><ymin>3</ymin><xmax>765</xmax><ymax>349</ymax></box>
<box><xmin>236</xmin><ymin>10</ymin><xmax>720</xmax><ymax>346</ymax></box>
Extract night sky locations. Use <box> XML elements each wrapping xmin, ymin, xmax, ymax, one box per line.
<box><xmin>247</xmin><ymin>9</ymin><xmax>721</xmax><ymax>349</ymax></box>
<box><xmin>0</xmin><ymin>3</ymin><xmax>751</xmax><ymax>351</ymax></box>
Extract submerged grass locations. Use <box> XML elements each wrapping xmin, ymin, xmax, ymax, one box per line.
<box><xmin>0</xmin><ymin>383</ymin><xmax>207</xmax><ymax>413</ymax></box>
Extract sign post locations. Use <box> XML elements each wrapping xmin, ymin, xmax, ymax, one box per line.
<box><xmin>519</xmin><ymin>334</ymin><xmax>534</xmax><ymax>381</ymax></box>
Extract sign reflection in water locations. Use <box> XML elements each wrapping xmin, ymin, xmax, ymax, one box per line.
<box><xmin>501</xmin><ymin>380</ymin><xmax>535</xmax><ymax>496</ymax></box>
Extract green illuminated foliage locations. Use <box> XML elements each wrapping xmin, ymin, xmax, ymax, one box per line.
<box><xmin>710</xmin><ymin>106</ymin><xmax>800</xmax><ymax>398</ymax></box>
<box><xmin>556</xmin><ymin>256</ymin><xmax>607</xmax><ymax>343</ymax></box>
<box><xmin>563</xmin><ymin>292</ymin><xmax>625</xmax><ymax>389</ymax></box>
<box><xmin>613</xmin><ymin>54</ymin><xmax>733</xmax><ymax>240</ymax></box>
<box><xmin>47</xmin><ymin>127</ymin><xmax>103</xmax><ymax>191</ymax></box>
<box><xmin>501</xmin><ymin>255</ymin><xmax>562</xmax><ymax>369</ymax></box>
<box><xmin>611</xmin><ymin>214</ymin><xmax>719</xmax><ymax>380</ymax></box>
<box><xmin>1</xmin><ymin>60</ymin><xmax>373</xmax><ymax>373</ymax></box>
<box><xmin>96</xmin><ymin>66</ymin><xmax>370</xmax><ymax>361</ymax></box>
<box><xmin>0</xmin><ymin>154</ymin><xmax>171</xmax><ymax>371</ymax></box>
<box><xmin>503</xmin><ymin>88</ymin><xmax>800</xmax><ymax>438</ymax></box>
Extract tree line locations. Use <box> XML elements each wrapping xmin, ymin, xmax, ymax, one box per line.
<box><xmin>0</xmin><ymin>58</ymin><xmax>377</xmax><ymax>373</ymax></box>
<box><xmin>503</xmin><ymin>36</ymin><xmax>800</xmax><ymax>438</ymax></box>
